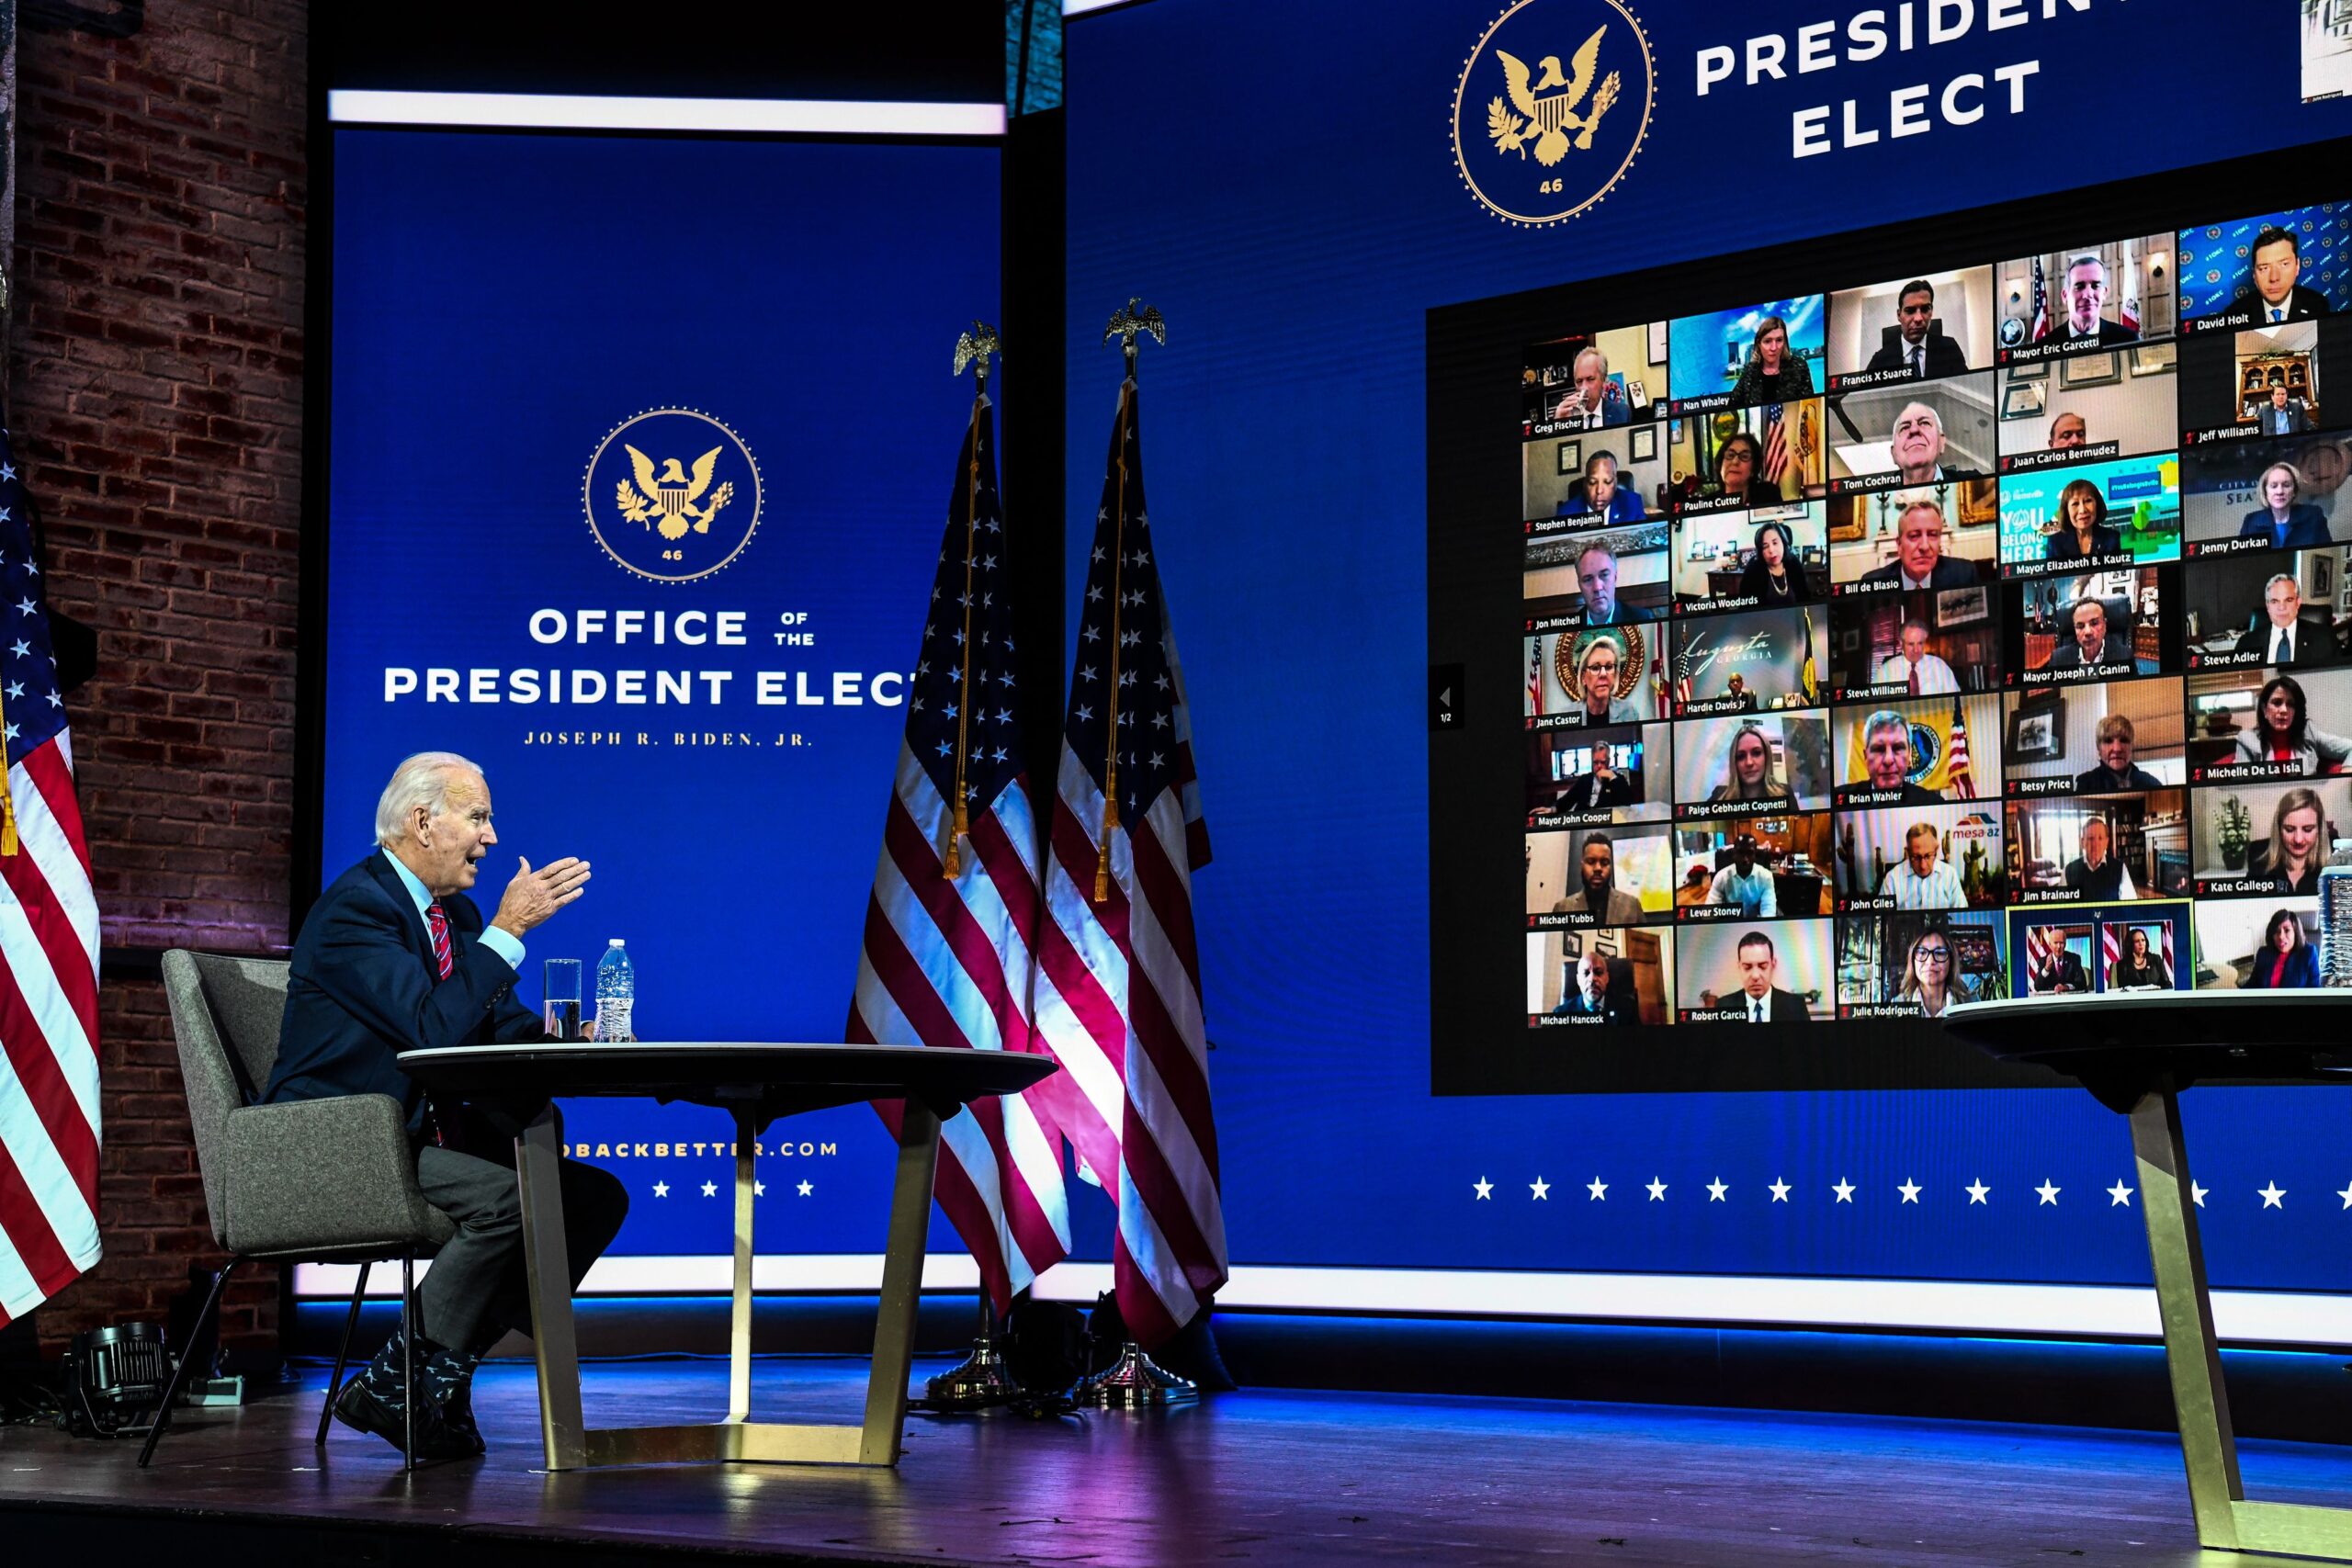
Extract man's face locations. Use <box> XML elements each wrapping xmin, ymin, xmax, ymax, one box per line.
<box><xmin>1901</xmin><ymin>625</ymin><xmax>1928</xmax><ymax>661</ymax></box>
<box><xmin>2272</xmin><ymin>386</ymin><xmax>2290</xmax><ymax>411</ymax></box>
<box><xmin>1577</xmin><ymin>951</ymin><xmax>1603</xmax><ymax>998</ymax></box>
<box><xmin>2073</xmin><ymin>602</ymin><xmax>2107</xmax><ymax>651</ymax></box>
<box><xmin>1577</xmin><ymin>551</ymin><xmax>1619</xmax><ymax>620</ymax></box>
<box><xmin>1738</xmin><ymin>944</ymin><xmax>1775</xmax><ymax>998</ymax></box>
<box><xmin>1891</xmin><ymin>404</ymin><xmax>1942</xmax><ymax>476</ymax></box>
<box><xmin>1896</xmin><ymin>510</ymin><xmax>1945</xmax><ymax>578</ymax></box>
<box><xmin>1575</xmin><ymin>354</ymin><xmax>1607</xmax><ymax>408</ymax></box>
<box><xmin>1733</xmin><ymin>838</ymin><xmax>1756</xmax><ymax>871</ymax></box>
<box><xmin>1580</xmin><ymin>645</ymin><xmax>1619</xmax><ymax>707</ymax></box>
<box><xmin>2050</xmin><ymin>413</ymin><xmax>2086</xmax><ymax>450</ymax></box>
<box><xmin>2253</xmin><ymin>239</ymin><xmax>2301</xmax><ymax>308</ymax></box>
<box><xmin>1897</xmin><ymin>288</ymin><xmax>1934</xmax><ymax>346</ymax></box>
<box><xmin>2065</xmin><ymin>262</ymin><xmax>2107</xmax><ymax>333</ymax></box>
<box><xmin>1906</xmin><ymin>830</ymin><xmax>1938</xmax><ymax>876</ymax></box>
<box><xmin>1591</xmin><ymin>743</ymin><xmax>1614</xmax><ymax>773</ymax></box>
<box><xmin>1580</xmin><ymin>840</ymin><xmax>1614</xmax><ymax>897</ymax></box>
<box><xmin>2082</xmin><ymin>821</ymin><xmax>2109</xmax><ymax>864</ymax></box>
<box><xmin>1866</xmin><ymin>725</ymin><xmax>1912</xmax><ymax>788</ymax></box>
<box><xmin>412</xmin><ymin>769</ymin><xmax>497</xmax><ymax>897</ymax></box>
<box><xmin>2267</xmin><ymin>579</ymin><xmax>2302</xmax><ymax>630</ymax></box>
<box><xmin>2099</xmin><ymin>728</ymin><xmax>2133</xmax><ymax>772</ymax></box>
<box><xmin>1585</xmin><ymin>462</ymin><xmax>1619</xmax><ymax>513</ymax></box>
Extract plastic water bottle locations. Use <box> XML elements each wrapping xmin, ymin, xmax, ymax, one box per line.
<box><xmin>595</xmin><ymin>939</ymin><xmax>637</xmax><ymax>1042</ymax></box>
<box><xmin>2323</xmin><ymin>840</ymin><xmax>2352</xmax><ymax>989</ymax></box>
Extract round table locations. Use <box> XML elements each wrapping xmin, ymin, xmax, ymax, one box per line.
<box><xmin>397</xmin><ymin>1042</ymin><xmax>1057</xmax><ymax>1472</ymax></box>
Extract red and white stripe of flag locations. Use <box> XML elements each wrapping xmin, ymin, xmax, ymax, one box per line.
<box><xmin>1946</xmin><ymin>703</ymin><xmax>1973</xmax><ymax>799</ymax></box>
<box><xmin>0</xmin><ymin>734</ymin><xmax>103</xmax><ymax>1328</ymax></box>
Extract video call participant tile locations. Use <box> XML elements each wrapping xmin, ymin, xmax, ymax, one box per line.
<box><xmin>1670</xmin><ymin>813</ymin><xmax>1835</xmax><ymax>922</ymax></box>
<box><xmin>1527</xmin><ymin>926</ymin><xmax>1675</xmax><ymax>1027</ymax></box>
<box><xmin>1832</xmin><ymin>799</ymin><xmax>2006</xmax><ymax>913</ymax></box>
<box><xmin>1830</xmin><ymin>693</ymin><xmax>2003</xmax><ymax>807</ymax></box>
<box><xmin>1669</xmin><ymin>604</ymin><xmax>1829</xmax><ymax>718</ymax></box>
<box><xmin>1526</xmin><ymin>722</ymin><xmax>1673</xmax><ymax>827</ymax></box>
<box><xmin>1825</xmin><ymin>372</ymin><xmax>1995</xmax><ymax>494</ymax></box>
<box><xmin>1522</xmin><ymin>517</ymin><xmax>1669</xmax><ymax>625</ymax></box>
<box><xmin>2006</xmin><ymin>788</ymin><xmax>2189</xmax><ymax>906</ymax></box>
<box><xmin>1827</xmin><ymin>587</ymin><xmax>2001</xmax><ymax>701</ymax></box>
<box><xmin>1833</xmin><ymin>909</ymin><xmax>2006</xmax><ymax>1021</ymax></box>
<box><xmin>2182</xmin><ymin>432</ymin><xmax>2352</xmax><ymax>557</ymax></box>
<box><xmin>1668</xmin><ymin>297</ymin><xmax>1825</xmax><ymax>416</ymax></box>
<box><xmin>1828</xmin><ymin>480</ymin><xmax>2000</xmax><ymax>594</ymax></box>
<box><xmin>2190</xmin><ymin>775</ymin><xmax>2349</xmax><ymax>900</ymax></box>
<box><xmin>1992</xmin><ymin>345</ymin><xmax>2178</xmax><ymax>473</ymax></box>
<box><xmin>1667</xmin><ymin>401</ymin><xmax>1826</xmax><ymax>515</ymax></box>
<box><xmin>2180</xmin><ymin>546</ymin><xmax>2346</xmax><ymax>672</ymax></box>
<box><xmin>1994</xmin><ymin>234</ymin><xmax>2177</xmax><ymax>367</ymax></box>
<box><xmin>2007</xmin><ymin>565</ymin><xmax>2178</xmax><ymax>686</ymax></box>
<box><xmin>2003</xmin><ymin>677</ymin><xmax>2187</xmax><ymax>798</ymax></box>
<box><xmin>1522</xmin><ymin>431</ymin><xmax>1672</xmax><ymax>526</ymax></box>
<box><xmin>1523</xmin><ymin>323</ymin><xmax>1668</xmax><ymax>438</ymax></box>
<box><xmin>2177</xmin><ymin>205</ymin><xmax>2352</xmax><ymax>335</ymax></box>
<box><xmin>2177</xmin><ymin>316</ymin><xmax>2352</xmax><ymax>446</ymax></box>
<box><xmin>1997</xmin><ymin>453</ymin><xmax>2182</xmax><ymax>578</ymax></box>
<box><xmin>1526</xmin><ymin>822</ymin><xmax>1677</xmax><ymax>929</ymax></box>
<box><xmin>2011</xmin><ymin>902</ymin><xmax>2193</xmax><ymax>997</ymax></box>
<box><xmin>1669</xmin><ymin>712</ymin><xmax>1831</xmax><ymax>820</ymax></box>
<box><xmin>2186</xmin><ymin>664</ymin><xmax>2352</xmax><ymax>784</ymax></box>
<box><xmin>1524</xmin><ymin>623</ymin><xmax>1668</xmax><ymax>729</ymax></box>
<box><xmin>2192</xmin><ymin>898</ymin><xmax>2323</xmax><ymax>991</ymax></box>
<box><xmin>1827</xmin><ymin>268</ymin><xmax>1995</xmax><ymax>391</ymax></box>
<box><xmin>1673</xmin><ymin>918</ymin><xmax>1832</xmax><ymax>1024</ymax></box>
<box><xmin>1671</xmin><ymin>502</ymin><xmax>1826</xmax><ymax>613</ymax></box>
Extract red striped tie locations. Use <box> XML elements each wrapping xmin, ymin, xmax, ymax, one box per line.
<box><xmin>426</xmin><ymin>901</ymin><xmax>454</xmax><ymax>980</ymax></box>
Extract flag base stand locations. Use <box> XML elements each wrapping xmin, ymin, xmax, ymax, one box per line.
<box><xmin>923</xmin><ymin>1331</ymin><xmax>1023</xmax><ymax>1410</ymax></box>
<box><xmin>1077</xmin><ymin>1341</ymin><xmax>1197</xmax><ymax>1408</ymax></box>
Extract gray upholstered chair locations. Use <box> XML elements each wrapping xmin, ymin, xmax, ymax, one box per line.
<box><xmin>144</xmin><ymin>949</ymin><xmax>456</xmax><ymax>1468</ymax></box>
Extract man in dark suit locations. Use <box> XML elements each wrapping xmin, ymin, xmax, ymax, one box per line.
<box><xmin>2233</xmin><ymin>575</ymin><xmax>2341</xmax><ymax>667</ymax></box>
<box><xmin>2052</xmin><ymin>255</ymin><xmax>2139</xmax><ymax>345</ymax></box>
<box><xmin>1552</xmin><ymin>950</ymin><xmax>1635</xmax><ymax>1023</ymax></box>
<box><xmin>1862</xmin><ymin>279</ymin><xmax>1971</xmax><ymax>378</ymax></box>
<box><xmin>266</xmin><ymin>750</ymin><xmax>624</xmax><ymax>1461</ymax></box>
<box><xmin>2047</xmin><ymin>598</ymin><xmax>2130</xmax><ymax>671</ymax></box>
<box><xmin>1553</xmin><ymin>741</ymin><xmax>1638</xmax><ymax>813</ymax></box>
<box><xmin>2256</xmin><ymin>386</ymin><xmax>2311</xmax><ymax>436</ymax></box>
<box><xmin>2033</xmin><ymin>943</ymin><xmax>2091</xmax><ymax>994</ymax></box>
<box><xmin>1732</xmin><ymin>930</ymin><xmax>1810</xmax><ymax>1022</ymax></box>
<box><xmin>2239</xmin><ymin>226</ymin><xmax>2335</xmax><ymax>324</ymax></box>
<box><xmin>1855</xmin><ymin>501</ymin><xmax>1987</xmax><ymax>592</ymax></box>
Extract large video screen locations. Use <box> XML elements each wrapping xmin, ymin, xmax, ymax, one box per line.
<box><xmin>1453</xmin><ymin>204</ymin><xmax>2352</xmax><ymax>1085</ymax></box>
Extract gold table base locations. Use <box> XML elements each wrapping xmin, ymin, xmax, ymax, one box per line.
<box><xmin>2132</xmin><ymin>1079</ymin><xmax>2352</xmax><ymax>1559</ymax></box>
<box><xmin>514</xmin><ymin>1100</ymin><xmax>941</xmax><ymax>1471</ymax></box>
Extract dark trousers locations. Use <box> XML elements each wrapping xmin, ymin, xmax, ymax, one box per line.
<box><xmin>413</xmin><ymin>1134</ymin><xmax>628</xmax><ymax>1354</ymax></box>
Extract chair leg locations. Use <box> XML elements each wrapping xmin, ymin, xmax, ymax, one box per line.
<box><xmin>136</xmin><ymin>1256</ymin><xmax>242</xmax><ymax>1469</ymax></box>
<box><xmin>400</xmin><ymin>1254</ymin><xmax>414</xmax><ymax>1474</ymax></box>
<box><xmin>316</xmin><ymin>1260</ymin><xmax>373</xmax><ymax>1446</ymax></box>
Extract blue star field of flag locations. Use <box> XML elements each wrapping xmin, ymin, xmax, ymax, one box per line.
<box><xmin>0</xmin><ymin>430</ymin><xmax>65</xmax><ymax>770</ymax></box>
<box><xmin>906</xmin><ymin>395</ymin><xmax>1023</xmax><ymax>816</ymax></box>
<box><xmin>1068</xmin><ymin>380</ymin><xmax>1179</xmax><ymax>820</ymax></box>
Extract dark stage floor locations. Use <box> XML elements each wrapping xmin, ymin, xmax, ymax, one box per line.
<box><xmin>5</xmin><ymin>1355</ymin><xmax>2351</xmax><ymax>1565</ymax></box>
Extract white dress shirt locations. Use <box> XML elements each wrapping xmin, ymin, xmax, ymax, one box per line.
<box><xmin>1879</xmin><ymin>858</ymin><xmax>1967</xmax><ymax>910</ymax></box>
<box><xmin>1873</xmin><ymin>652</ymin><xmax>1959</xmax><ymax>694</ymax></box>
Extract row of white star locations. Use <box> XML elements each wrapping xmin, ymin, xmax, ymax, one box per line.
<box><xmin>1480</xmin><ymin>1176</ymin><xmax>2329</xmax><ymax>1208</ymax></box>
<box><xmin>645</xmin><ymin>1179</ymin><xmax>816</xmax><ymax>1198</ymax></box>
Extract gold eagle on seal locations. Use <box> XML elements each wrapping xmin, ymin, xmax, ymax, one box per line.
<box><xmin>1487</xmin><ymin>26</ymin><xmax>1621</xmax><ymax>168</ymax></box>
<box><xmin>615</xmin><ymin>444</ymin><xmax>735</xmax><ymax>541</ymax></box>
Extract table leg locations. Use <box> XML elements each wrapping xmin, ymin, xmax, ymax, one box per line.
<box><xmin>860</xmin><ymin>1100</ymin><xmax>941</xmax><ymax>1464</ymax></box>
<box><xmin>2129</xmin><ymin>1084</ymin><xmax>2352</xmax><ymax>1560</ymax></box>
<box><xmin>516</xmin><ymin>1109</ymin><xmax>586</xmax><ymax>1471</ymax></box>
<box><xmin>729</xmin><ymin>1106</ymin><xmax>756</xmax><ymax>1422</ymax></box>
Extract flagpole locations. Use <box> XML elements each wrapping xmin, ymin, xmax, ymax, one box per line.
<box><xmin>1094</xmin><ymin>299</ymin><xmax>1164</xmax><ymax>903</ymax></box>
<box><xmin>944</xmin><ymin>323</ymin><xmax>1000</xmax><ymax>879</ymax></box>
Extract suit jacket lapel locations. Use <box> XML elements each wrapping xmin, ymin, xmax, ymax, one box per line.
<box><xmin>364</xmin><ymin>849</ymin><xmax>442</xmax><ymax>979</ymax></box>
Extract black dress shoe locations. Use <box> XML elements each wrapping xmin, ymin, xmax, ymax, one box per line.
<box><xmin>334</xmin><ymin>1378</ymin><xmax>477</xmax><ymax>1462</ymax></box>
<box><xmin>436</xmin><ymin>1384</ymin><xmax>487</xmax><ymax>1457</ymax></box>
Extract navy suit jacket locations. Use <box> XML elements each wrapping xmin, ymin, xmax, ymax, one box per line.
<box><xmin>2236</xmin><ymin>503</ymin><xmax>2331</xmax><ymax>548</ymax></box>
<box><xmin>265</xmin><ymin>851</ymin><xmax>540</xmax><ymax>1134</ymax></box>
<box><xmin>2245</xmin><ymin>942</ymin><xmax>2321</xmax><ymax>989</ymax></box>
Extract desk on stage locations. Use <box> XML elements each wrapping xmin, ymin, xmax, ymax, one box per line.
<box><xmin>398</xmin><ymin>1041</ymin><xmax>1055</xmax><ymax>1472</ymax></box>
<box><xmin>1945</xmin><ymin>991</ymin><xmax>2352</xmax><ymax>1560</ymax></box>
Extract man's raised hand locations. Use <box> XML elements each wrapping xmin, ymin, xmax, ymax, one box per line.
<box><xmin>492</xmin><ymin>854</ymin><xmax>592</xmax><ymax>938</ymax></box>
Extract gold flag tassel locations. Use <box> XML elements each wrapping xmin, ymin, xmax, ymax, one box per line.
<box><xmin>943</xmin><ymin>321</ymin><xmax>999</xmax><ymax>880</ymax></box>
<box><xmin>0</xmin><ymin>675</ymin><xmax>17</xmax><ymax>855</ymax></box>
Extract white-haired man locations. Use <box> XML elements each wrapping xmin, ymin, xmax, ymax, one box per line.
<box><xmin>265</xmin><ymin>750</ymin><xmax>622</xmax><ymax>1461</ymax></box>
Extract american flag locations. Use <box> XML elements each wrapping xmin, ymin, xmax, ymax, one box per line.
<box><xmin>2030</xmin><ymin>254</ymin><xmax>2051</xmax><ymax>342</ymax></box>
<box><xmin>847</xmin><ymin>385</ymin><xmax>1069</xmax><ymax>1314</ymax></box>
<box><xmin>1945</xmin><ymin>698</ymin><xmax>1974</xmax><ymax>799</ymax></box>
<box><xmin>1760</xmin><ymin>403</ymin><xmax>1790</xmax><ymax>484</ymax></box>
<box><xmin>1033</xmin><ymin>375</ymin><xmax>1228</xmax><ymax>1348</ymax></box>
<box><xmin>1527</xmin><ymin>634</ymin><xmax>1544</xmax><ymax>716</ymax></box>
<box><xmin>2025</xmin><ymin>925</ymin><xmax>2056</xmax><ymax>990</ymax></box>
<box><xmin>0</xmin><ymin>429</ymin><xmax>102</xmax><ymax>1331</ymax></box>
<box><xmin>1672</xmin><ymin>639</ymin><xmax>1692</xmax><ymax>707</ymax></box>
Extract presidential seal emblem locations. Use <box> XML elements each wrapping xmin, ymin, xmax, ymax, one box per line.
<box><xmin>582</xmin><ymin>409</ymin><xmax>763</xmax><ymax>583</ymax></box>
<box><xmin>1452</xmin><ymin>0</ymin><xmax>1653</xmax><ymax>228</ymax></box>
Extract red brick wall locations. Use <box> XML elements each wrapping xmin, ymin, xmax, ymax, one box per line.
<box><xmin>14</xmin><ymin>1</ymin><xmax>308</xmax><ymax>1350</ymax></box>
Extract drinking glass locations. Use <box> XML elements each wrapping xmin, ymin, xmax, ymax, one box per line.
<box><xmin>543</xmin><ymin>958</ymin><xmax>584</xmax><ymax>1041</ymax></box>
